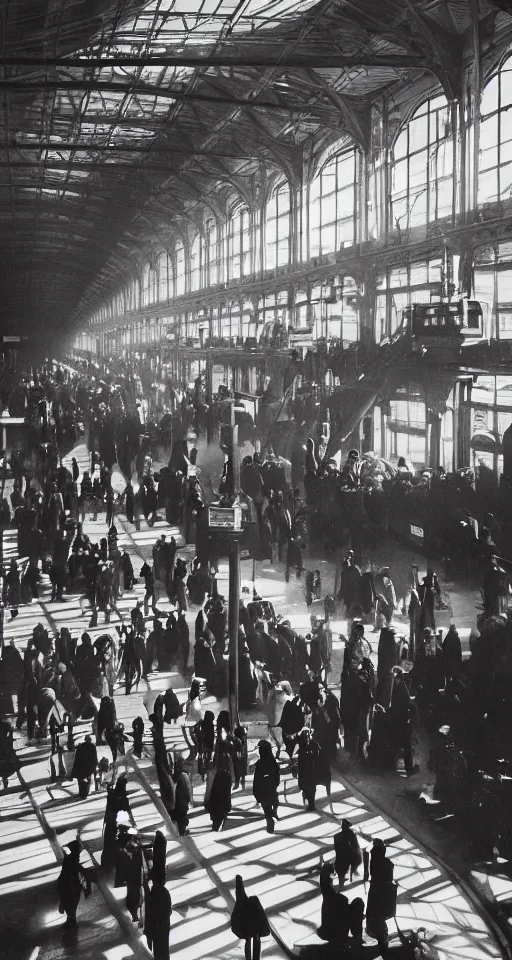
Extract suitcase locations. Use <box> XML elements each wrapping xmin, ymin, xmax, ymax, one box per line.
<box><xmin>367</xmin><ymin>880</ymin><xmax>397</xmax><ymax>921</ymax></box>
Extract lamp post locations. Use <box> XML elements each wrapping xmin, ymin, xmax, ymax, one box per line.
<box><xmin>228</xmin><ymin>408</ymin><xmax>241</xmax><ymax>728</ymax></box>
<box><xmin>228</xmin><ymin>535</ymin><xmax>241</xmax><ymax>728</ymax></box>
<box><xmin>207</xmin><ymin>404</ymin><xmax>242</xmax><ymax>729</ymax></box>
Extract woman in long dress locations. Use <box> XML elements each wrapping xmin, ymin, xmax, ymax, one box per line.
<box><xmin>56</xmin><ymin>839</ymin><xmax>92</xmax><ymax>928</ymax></box>
<box><xmin>205</xmin><ymin>717</ymin><xmax>240</xmax><ymax>831</ymax></box>
<box><xmin>102</xmin><ymin>774</ymin><xmax>131</xmax><ymax>870</ymax></box>
<box><xmin>0</xmin><ymin>719</ymin><xmax>20</xmax><ymax>790</ymax></box>
<box><xmin>3</xmin><ymin>560</ymin><xmax>21</xmax><ymax>619</ymax></box>
<box><xmin>418</xmin><ymin>568</ymin><xmax>441</xmax><ymax>633</ymax></box>
<box><xmin>252</xmin><ymin>740</ymin><xmax>280</xmax><ymax>834</ymax></box>
<box><xmin>144</xmin><ymin>877</ymin><xmax>172</xmax><ymax>960</ymax></box>
<box><xmin>190</xmin><ymin>709</ymin><xmax>215</xmax><ymax>780</ymax></box>
<box><xmin>71</xmin><ymin>734</ymin><xmax>98</xmax><ymax>799</ymax></box>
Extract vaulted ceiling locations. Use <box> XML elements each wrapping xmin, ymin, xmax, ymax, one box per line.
<box><xmin>1</xmin><ymin>0</ymin><xmax>511</xmax><ymax>339</ymax></box>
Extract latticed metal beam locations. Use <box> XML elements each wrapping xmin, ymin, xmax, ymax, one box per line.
<box><xmin>0</xmin><ymin>54</ymin><xmax>425</xmax><ymax>69</ymax></box>
<box><xmin>0</xmin><ymin>79</ymin><xmax>358</xmax><ymax>114</ymax></box>
<box><xmin>0</xmin><ymin>162</ymin><xmax>250</xmax><ymax>173</ymax></box>
<box><xmin>5</xmin><ymin>143</ymin><xmax>263</xmax><ymax>159</ymax></box>
<box><xmin>0</xmin><ymin>0</ymin><xmax>505</xmax><ymax>335</ymax></box>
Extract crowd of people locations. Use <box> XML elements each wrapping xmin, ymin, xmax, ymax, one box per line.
<box><xmin>52</xmin><ymin>723</ymin><xmax>415</xmax><ymax>957</ymax></box>
<box><xmin>0</xmin><ymin>355</ymin><xmax>506</xmax><ymax>958</ymax></box>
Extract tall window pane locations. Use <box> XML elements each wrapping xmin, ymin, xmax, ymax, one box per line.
<box><xmin>142</xmin><ymin>264</ymin><xmax>150</xmax><ymax>306</ymax></box>
<box><xmin>190</xmin><ymin>234</ymin><xmax>201</xmax><ymax>291</ymax></box>
<box><xmin>309</xmin><ymin>149</ymin><xmax>357</xmax><ymax>257</ymax></box>
<box><xmin>390</xmin><ymin>95</ymin><xmax>453</xmax><ymax>233</ymax></box>
<box><xmin>227</xmin><ymin>207</ymin><xmax>242</xmax><ymax>280</ymax></box>
<box><xmin>175</xmin><ymin>243</ymin><xmax>185</xmax><ymax>296</ymax></box>
<box><xmin>479</xmin><ymin>57</ymin><xmax>512</xmax><ymax>213</ymax></box>
<box><xmin>265</xmin><ymin>183</ymin><xmax>290</xmax><ymax>270</ymax></box>
<box><xmin>158</xmin><ymin>252</ymin><xmax>169</xmax><ymax>301</ymax></box>
<box><xmin>205</xmin><ymin>220</ymin><xmax>218</xmax><ymax>287</ymax></box>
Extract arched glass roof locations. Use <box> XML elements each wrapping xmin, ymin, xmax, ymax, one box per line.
<box><xmin>0</xmin><ymin>0</ymin><xmax>510</xmax><ymax>334</ymax></box>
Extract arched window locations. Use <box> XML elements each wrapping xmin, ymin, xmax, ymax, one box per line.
<box><xmin>168</xmin><ymin>256</ymin><xmax>175</xmax><ymax>300</ymax></box>
<box><xmin>190</xmin><ymin>233</ymin><xmax>201</xmax><ymax>291</ymax></box>
<box><xmin>217</xmin><ymin>225</ymin><xmax>226</xmax><ymax>285</ymax></box>
<box><xmin>479</xmin><ymin>57</ymin><xmax>512</xmax><ymax>209</ymax></box>
<box><xmin>157</xmin><ymin>251</ymin><xmax>171</xmax><ymax>301</ymax></box>
<box><xmin>253</xmin><ymin>213</ymin><xmax>261</xmax><ymax>273</ymax></box>
<box><xmin>175</xmin><ymin>242</ymin><xmax>185</xmax><ymax>296</ymax></box>
<box><xmin>142</xmin><ymin>263</ymin><xmax>151</xmax><ymax>305</ymax></box>
<box><xmin>200</xmin><ymin>231</ymin><xmax>207</xmax><ymax>289</ymax></box>
<box><xmin>203</xmin><ymin>219</ymin><xmax>219</xmax><ymax>286</ymax></box>
<box><xmin>125</xmin><ymin>280</ymin><xmax>134</xmax><ymax>311</ymax></box>
<box><xmin>150</xmin><ymin>266</ymin><xmax>158</xmax><ymax>303</ymax></box>
<box><xmin>310</xmin><ymin>150</ymin><xmax>357</xmax><ymax>257</ymax></box>
<box><xmin>265</xmin><ymin>182</ymin><xmax>290</xmax><ymax>270</ymax></box>
<box><xmin>391</xmin><ymin>94</ymin><xmax>453</xmax><ymax>231</ymax></box>
<box><xmin>142</xmin><ymin>263</ymin><xmax>158</xmax><ymax>304</ymax></box>
<box><xmin>227</xmin><ymin>204</ymin><xmax>250</xmax><ymax>280</ymax></box>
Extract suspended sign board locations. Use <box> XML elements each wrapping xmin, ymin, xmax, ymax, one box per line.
<box><xmin>208</xmin><ymin>505</ymin><xmax>242</xmax><ymax>532</ymax></box>
<box><xmin>410</xmin><ymin>524</ymin><xmax>424</xmax><ymax>540</ymax></box>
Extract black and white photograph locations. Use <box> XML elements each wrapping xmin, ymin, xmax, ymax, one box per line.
<box><xmin>0</xmin><ymin>2</ymin><xmax>511</xmax><ymax>959</ymax></box>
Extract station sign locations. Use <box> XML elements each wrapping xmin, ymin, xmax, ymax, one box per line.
<box><xmin>410</xmin><ymin>524</ymin><xmax>424</xmax><ymax>539</ymax></box>
<box><xmin>208</xmin><ymin>505</ymin><xmax>243</xmax><ymax>532</ymax></box>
